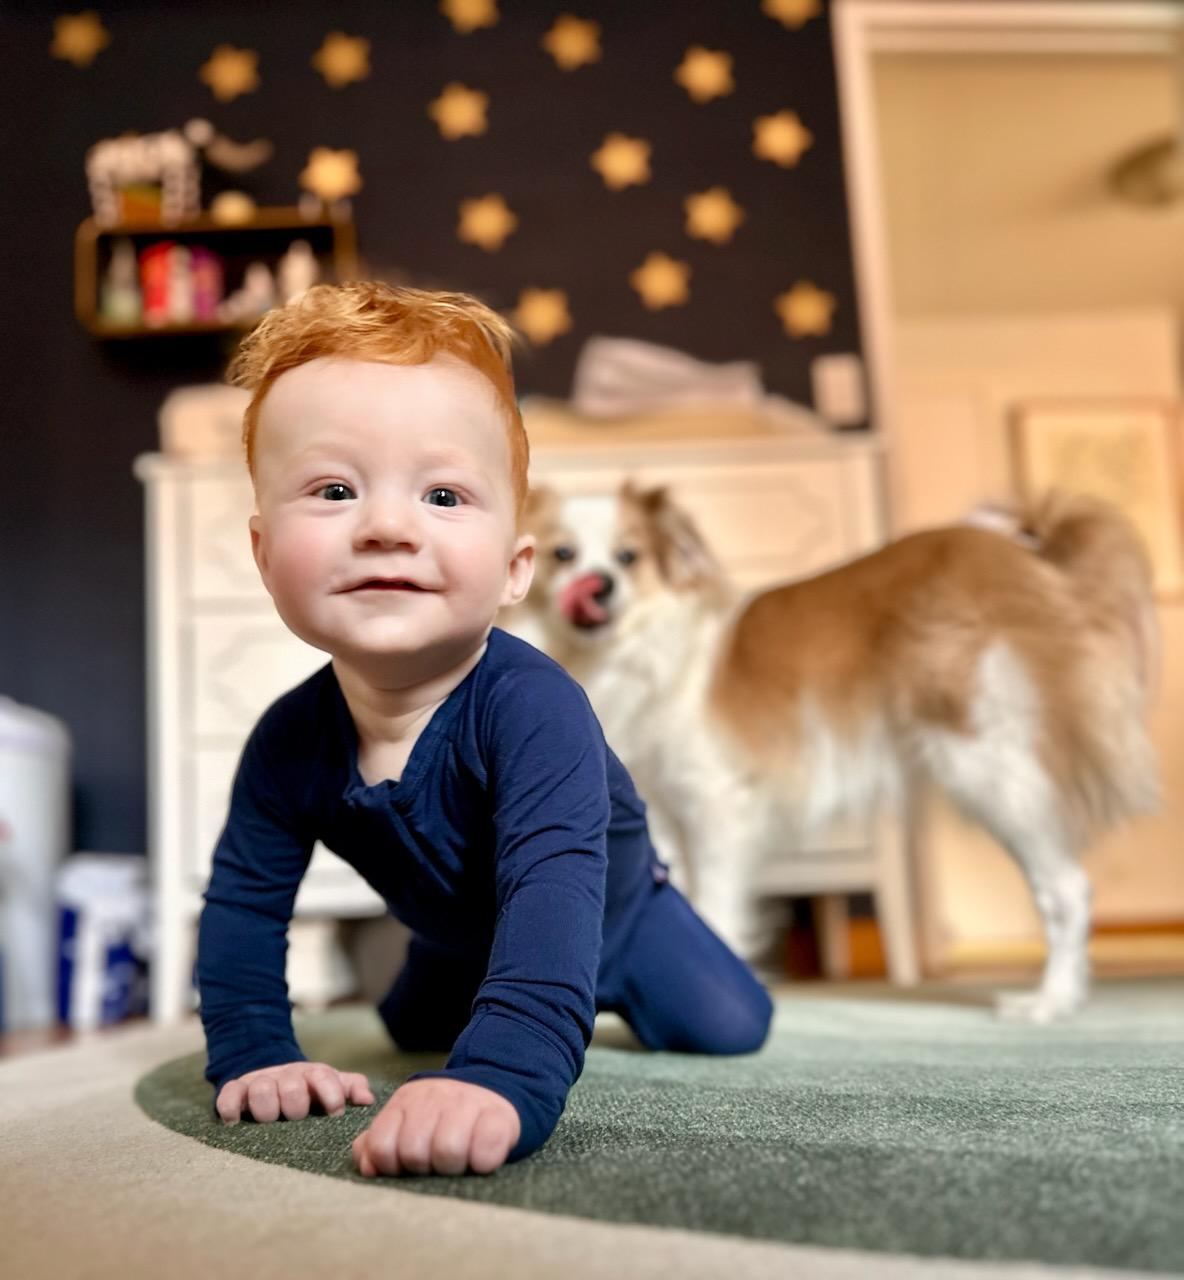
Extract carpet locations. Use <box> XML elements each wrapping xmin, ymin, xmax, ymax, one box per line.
<box><xmin>134</xmin><ymin>980</ymin><xmax>1184</xmax><ymax>1274</ymax></box>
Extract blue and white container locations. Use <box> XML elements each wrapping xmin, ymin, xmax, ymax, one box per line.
<box><xmin>0</xmin><ymin>696</ymin><xmax>72</xmax><ymax>1032</ymax></box>
<box><xmin>56</xmin><ymin>854</ymin><xmax>151</xmax><ymax>1030</ymax></box>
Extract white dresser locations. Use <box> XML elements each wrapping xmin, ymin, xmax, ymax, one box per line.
<box><xmin>136</xmin><ymin>408</ymin><xmax>915</xmax><ymax>1023</ymax></box>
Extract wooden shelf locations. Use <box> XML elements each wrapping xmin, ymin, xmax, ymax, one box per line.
<box><xmin>74</xmin><ymin>206</ymin><xmax>359</xmax><ymax>338</ymax></box>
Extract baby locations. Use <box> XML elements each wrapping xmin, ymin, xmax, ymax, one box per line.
<box><xmin>196</xmin><ymin>281</ymin><xmax>773</xmax><ymax>1178</ymax></box>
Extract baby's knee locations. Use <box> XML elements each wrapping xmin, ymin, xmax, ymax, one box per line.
<box><xmin>704</xmin><ymin>986</ymin><xmax>774</xmax><ymax>1055</ymax></box>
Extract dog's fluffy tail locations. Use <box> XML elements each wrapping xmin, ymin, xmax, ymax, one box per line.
<box><xmin>1022</xmin><ymin>490</ymin><xmax>1161</xmax><ymax>834</ymax></box>
<box><xmin>1022</xmin><ymin>490</ymin><xmax>1159</xmax><ymax>703</ymax></box>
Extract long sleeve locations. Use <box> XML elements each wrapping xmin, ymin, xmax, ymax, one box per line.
<box><xmin>196</xmin><ymin>713</ymin><xmax>315</xmax><ymax>1092</ymax></box>
<box><xmin>406</xmin><ymin>668</ymin><xmax>610</xmax><ymax>1161</ymax></box>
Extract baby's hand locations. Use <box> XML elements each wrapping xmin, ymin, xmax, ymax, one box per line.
<box><xmin>352</xmin><ymin>1078</ymin><xmax>520</xmax><ymax>1177</ymax></box>
<box><xmin>216</xmin><ymin>1060</ymin><xmax>375</xmax><ymax>1124</ymax></box>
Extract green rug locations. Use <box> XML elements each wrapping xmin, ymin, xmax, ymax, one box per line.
<box><xmin>135</xmin><ymin>983</ymin><xmax>1184</xmax><ymax>1272</ymax></box>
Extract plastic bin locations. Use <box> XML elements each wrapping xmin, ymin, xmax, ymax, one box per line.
<box><xmin>0</xmin><ymin>696</ymin><xmax>71</xmax><ymax>1032</ymax></box>
<box><xmin>56</xmin><ymin>854</ymin><xmax>151</xmax><ymax>1030</ymax></box>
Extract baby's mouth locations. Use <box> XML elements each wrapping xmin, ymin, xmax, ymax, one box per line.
<box><xmin>345</xmin><ymin>579</ymin><xmax>428</xmax><ymax>592</ymax></box>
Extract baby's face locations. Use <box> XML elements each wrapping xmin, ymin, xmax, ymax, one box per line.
<box><xmin>249</xmin><ymin>355</ymin><xmax>532</xmax><ymax>679</ymax></box>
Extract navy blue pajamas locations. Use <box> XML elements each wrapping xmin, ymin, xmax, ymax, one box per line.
<box><xmin>197</xmin><ymin>627</ymin><xmax>771</xmax><ymax>1163</ymax></box>
<box><xmin>380</xmin><ymin>876</ymin><xmax>773</xmax><ymax>1059</ymax></box>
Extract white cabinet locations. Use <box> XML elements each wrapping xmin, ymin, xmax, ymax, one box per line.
<box><xmin>136</xmin><ymin>418</ymin><xmax>915</xmax><ymax>1023</ymax></box>
<box><xmin>135</xmin><ymin>455</ymin><xmax>389</xmax><ymax>1024</ymax></box>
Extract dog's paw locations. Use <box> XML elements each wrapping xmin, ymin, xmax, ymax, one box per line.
<box><xmin>994</xmin><ymin>989</ymin><xmax>1084</xmax><ymax>1024</ymax></box>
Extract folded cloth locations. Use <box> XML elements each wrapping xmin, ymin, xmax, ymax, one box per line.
<box><xmin>570</xmin><ymin>336</ymin><xmax>766</xmax><ymax>418</ymax></box>
<box><xmin>158</xmin><ymin>383</ymin><xmax>250</xmax><ymax>459</ymax></box>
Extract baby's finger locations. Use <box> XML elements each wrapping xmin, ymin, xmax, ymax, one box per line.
<box><xmin>215</xmin><ymin>1081</ymin><xmax>245</xmax><ymax>1125</ymax></box>
<box><xmin>343</xmin><ymin>1072</ymin><xmax>376</xmax><ymax>1106</ymax></box>
<box><xmin>396</xmin><ymin>1106</ymin><xmax>438</xmax><ymax>1176</ymax></box>
<box><xmin>367</xmin><ymin>1111</ymin><xmax>405</xmax><ymax>1177</ymax></box>
<box><xmin>469</xmin><ymin>1109</ymin><xmax>514</xmax><ymax>1175</ymax></box>
<box><xmin>351</xmin><ymin>1133</ymin><xmax>378</xmax><ymax>1178</ymax></box>
<box><xmin>306</xmin><ymin>1065</ymin><xmax>347</xmax><ymax>1117</ymax></box>
<box><xmin>429</xmin><ymin>1108</ymin><xmax>475</xmax><ymax>1177</ymax></box>
<box><xmin>246</xmin><ymin>1076</ymin><xmax>281</xmax><ymax>1123</ymax></box>
<box><xmin>276</xmin><ymin>1073</ymin><xmax>311</xmax><ymax>1121</ymax></box>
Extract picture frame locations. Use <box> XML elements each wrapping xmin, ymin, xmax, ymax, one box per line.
<box><xmin>1010</xmin><ymin>398</ymin><xmax>1184</xmax><ymax>599</ymax></box>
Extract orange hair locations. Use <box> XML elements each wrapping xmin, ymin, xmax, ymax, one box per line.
<box><xmin>226</xmin><ymin>281</ymin><xmax>530</xmax><ymax>515</ymax></box>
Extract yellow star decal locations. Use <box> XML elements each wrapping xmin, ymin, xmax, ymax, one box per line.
<box><xmin>630</xmin><ymin>253</ymin><xmax>691</xmax><ymax>310</ymax></box>
<box><xmin>458</xmin><ymin>194</ymin><xmax>518</xmax><ymax>252</ymax></box>
<box><xmin>540</xmin><ymin>15</ymin><xmax>602</xmax><ymax>71</ymax></box>
<box><xmin>685</xmin><ymin>187</ymin><xmax>745</xmax><ymax>245</ymax></box>
<box><xmin>200</xmin><ymin>45</ymin><xmax>260</xmax><ymax>103</ymax></box>
<box><xmin>753</xmin><ymin>110</ymin><xmax>813</xmax><ymax>167</ymax></box>
<box><xmin>590</xmin><ymin>133</ymin><xmax>652</xmax><ymax>191</ymax></box>
<box><xmin>299</xmin><ymin>148</ymin><xmax>363</xmax><ymax>202</ymax></box>
<box><xmin>762</xmin><ymin>0</ymin><xmax>822</xmax><ymax>30</ymax></box>
<box><xmin>440</xmin><ymin>0</ymin><xmax>499</xmax><ymax>35</ymax></box>
<box><xmin>50</xmin><ymin>11</ymin><xmax>110</xmax><ymax>67</ymax></box>
<box><xmin>775</xmin><ymin>282</ymin><xmax>836</xmax><ymax>338</ymax></box>
<box><xmin>428</xmin><ymin>84</ymin><xmax>490</xmax><ymax>140</ymax></box>
<box><xmin>311</xmin><ymin>32</ymin><xmax>371</xmax><ymax>88</ymax></box>
<box><xmin>674</xmin><ymin>47</ymin><xmax>734</xmax><ymax>104</ymax></box>
<box><xmin>513</xmin><ymin>289</ymin><xmax>573</xmax><ymax>345</ymax></box>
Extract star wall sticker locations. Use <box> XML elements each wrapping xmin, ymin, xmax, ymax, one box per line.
<box><xmin>312</xmin><ymin>32</ymin><xmax>371</xmax><ymax>88</ymax></box>
<box><xmin>513</xmin><ymin>289</ymin><xmax>573</xmax><ymax>345</ymax></box>
<box><xmin>428</xmin><ymin>84</ymin><xmax>490</xmax><ymax>140</ymax></box>
<box><xmin>440</xmin><ymin>0</ymin><xmax>499</xmax><ymax>35</ymax></box>
<box><xmin>674</xmin><ymin>47</ymin><xmax>735</xmax><ymax>104</ymax></box>
<box><xmin>685</xmin><ymin>187</ymin><xmax>745</xmax><ymax>245</ymax></box>
<box><xmin>630</xmin><ymin>253</ymin><xmax>691</xmax><ymax>310</ymax></box>
<box><xmin>541</xmin><ymin>15</ymin><xmax>602</xmax><ymax>71</ymax></box>
<box><xmin>775</xmin><ymin>281</ymin><xmax>836</xmax><ymax>338</ymax></box>
<box><xmin>200</xmin><ymin>45</ymin><xmax>260</xmax><ymax>102</ymax></box>
<box><xmin>591</xmin><ymin>133</ymin><xmax>652</xmax><ymax>191</ymax></box>
<box><xmin>458</xmin><ymin>194</ymin><xmax>518</xmax><ymax>251</ymax></box>
<box><xmin>753</xmin><ymin>110</ymin><xmax>813</xmax><ymax>167</ymax></box>
<box><xmin>50</xmin><ymin>11</ymin><xmax>110</xmax><ymax>67</ymax></box>
<box><xmin>299</xmin><ymin>148</ymin><xmax>363</xmax><ymax>202</ymax></box>
<box><xmin>763</xmin><ymin>0</ymin><xmax>822</xmax><ymax>30</ymax></box>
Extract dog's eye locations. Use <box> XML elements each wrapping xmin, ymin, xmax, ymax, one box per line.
<box><xmin>553</xmin><ymin>545</ymin><xmax>576</xmax><ymax>562</ymax></box>
<box><xmin>615</xmin><ymin>548</ymin><xmax>638</xmax><ymax>567</ymax></box>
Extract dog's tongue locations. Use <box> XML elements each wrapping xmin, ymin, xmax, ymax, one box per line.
<box><xmin>560</xmin><ymin>573</ymin><xmax>608</xmax><ymax>627</ymax></box>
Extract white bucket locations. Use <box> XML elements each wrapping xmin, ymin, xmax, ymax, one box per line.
<box><xmin>0</xmin><ymin>697</ymin><xmax>72</xmax><ymax>1031</ymax></box>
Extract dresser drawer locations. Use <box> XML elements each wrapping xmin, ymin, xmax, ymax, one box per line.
<box><xmin>187</xmin><ymin>611</ymin><xmax>328</xmax><ymax>741</ymax></box>
<box><xmin>528</xmin><ymin>458</ymin><xmax>858</xmax><ymax>578</ymax></box>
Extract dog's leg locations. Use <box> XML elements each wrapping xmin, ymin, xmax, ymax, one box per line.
<box><xmin>992</xmin><ymin>841</ymin><xmax>1091</xmax><ymax>1022</ymax></box>
<box><xmin>644</xmin><ymin>797</ymin><xmax>695</xmax><ymax>899</ymax></box>
<box><xmin>917</xmin><ymin>642</ymin><xmax>1093</xmax><ymax>1021</ymax></box>
<box><xmin>679</xmin><ymin>800</ymin><xmax>778</xmax><ymax>969</ymax></box>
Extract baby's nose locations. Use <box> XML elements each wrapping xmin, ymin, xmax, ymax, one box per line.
<box><xmin>353</xmin><ymin>499</ymin><xmax>421</xmax><ymax>548</ymax></box>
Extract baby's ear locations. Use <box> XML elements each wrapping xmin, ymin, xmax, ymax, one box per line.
<box><xmin>501</xmin><ymin>533</ymin><xmax>536</xmax><ymax>608</ymax></box>
<box><xmin>249</xmin><ymin>513</ymin><xmax>268</xmax><ymax>578</ymax></box>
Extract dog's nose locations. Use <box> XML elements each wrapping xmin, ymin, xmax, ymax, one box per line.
<box><xmin>594</xmin><ymin>574</ymin><xmax>615</xmax><ymax>602</ymax></box>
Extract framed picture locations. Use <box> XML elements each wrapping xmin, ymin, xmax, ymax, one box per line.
<box><xmin>1010</xmin><ymin>399</ymin><xmax>1184</xmax><ymax>599</ymax></box>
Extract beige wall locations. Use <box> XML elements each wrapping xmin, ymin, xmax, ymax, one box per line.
<box><xmin>872</xmin><ymin>50</ymin><xmax>1184</xmax><ymax>968</ymax></box>
<box><xmin>875</xmin><ymin>53</ymin><xmax>1184</xmax><ymax>316</ymax></box>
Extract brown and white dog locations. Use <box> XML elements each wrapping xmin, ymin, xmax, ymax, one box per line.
<box><xmin>500</xmin><ymin>483</ymin><xmax>1160</xmax><ymax>1020</ymax></box>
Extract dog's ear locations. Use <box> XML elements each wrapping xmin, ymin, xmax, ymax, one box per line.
<box><xmin>627</xmin><ymin>482</ymin><xmax>725</xmax><ymax>591</ymax></box>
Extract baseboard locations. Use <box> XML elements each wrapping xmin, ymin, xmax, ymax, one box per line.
<box><xmin>847</xmin><ymin>918</ymin><xmax>1184</xmax><ymax>979</ymax></box>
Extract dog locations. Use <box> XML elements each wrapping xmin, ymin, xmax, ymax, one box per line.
<box><xmin>500</xmin><ymin>482</ymin><xmax>1161</xmax><ymax>1021</ymax></box>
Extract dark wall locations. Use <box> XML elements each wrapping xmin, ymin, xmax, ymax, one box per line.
<box><xmin>0</xmin><ymin>0</ymin><xmax>861</xmax><ymax>853</ymax></box>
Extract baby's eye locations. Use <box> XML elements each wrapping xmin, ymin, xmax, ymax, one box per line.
<box><xmin>424</xmin><ymin>487</ymin><xmax>462</xmax><ymax>508</ymax></box>
<box><xmin>316</xmin><ymin>482</ymin><xmax>355</xmax><ymax>502</ymax></box>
